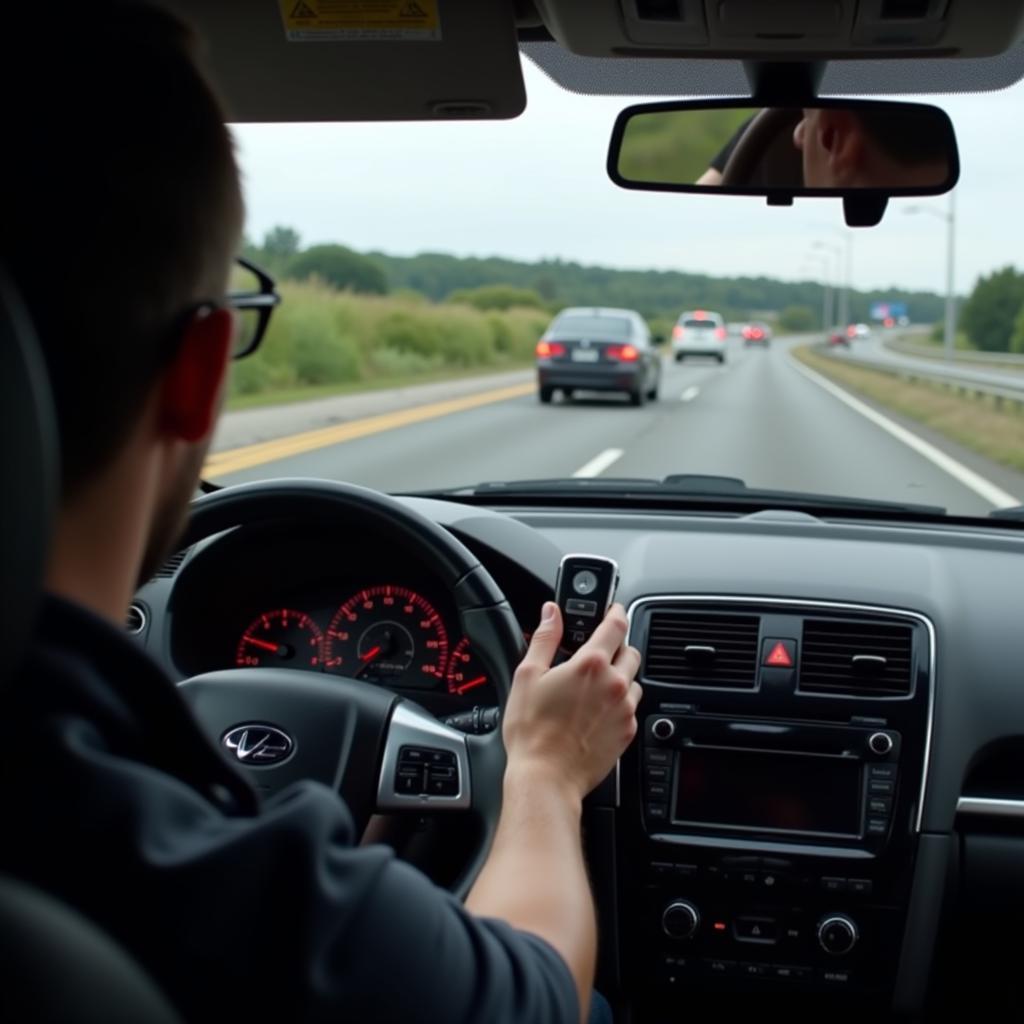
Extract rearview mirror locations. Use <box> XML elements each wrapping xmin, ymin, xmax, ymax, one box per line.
<box><xmin>608</xmin><ymin>99</ymin><xmax>959</xmax><ymax>226</ymax></box>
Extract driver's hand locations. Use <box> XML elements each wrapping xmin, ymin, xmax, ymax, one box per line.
<box><xmin>502</xmin><ymin>602</ymin><xmax>642</xmax><ymax>800</ymax></box>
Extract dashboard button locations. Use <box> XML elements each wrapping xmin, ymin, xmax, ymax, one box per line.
<box><xmin>733</xmin><ymin>917</ymin><xmax>777</xmax><ymax>943</ymax></box>
<box><xmin>646</xmin><ymin>802</ymin><xmax>668</xmax><ymax>821</ymax></box>
<box><xmin>866</xmin><ymin>818</ymin><xmax>890</xmax><ymax>836</ymax></box>
<box><xmin>821</xmin><ymin>876</ymin><xmax>848</xmax><ymax>894</ymax></box>
<box><xmin>849</xmin><ymin>878</ymin><xmax>873</xmax><ymax>896</ymax></box>
<box><xmin>645</xmin><ymin>766</ymin><xmax>669</xmax><ymax>784</ymax></box>
<box><xmin>820</xmin><ymin>968</ymin><xmax>854</xmax><ymax>985</ymax></box>
<box><xmin>869</xmin><ymin>779</ymin><xmax>895</xmax><ymax>795</ymax></box>
<box><xmin>773</xmin><ymin>965</ymin><xmax>811</xmax><ymax>981</ymax></box>
<box><xmin>869</xmin><ymin>764</ymin><xmax>897</xmax><ymax>781</ymax></box>
<box><xmin>868</xmin><ymin>796</ymin><xmax>893</xmax><ymax>815</ymax></box>
<box><xmin>704</xmin><ymin>958</ymin><xmax>735</xmax><ymax>977</ymax></box>
<box><xmin>644</xmin><ymin>748</ymin><xmax>672</xmax><ymax>765</ymax></box>
<box><xmin>738</xmin><ymin>962</ymin><xmax>768</xmax><ymax>979</ymax></box>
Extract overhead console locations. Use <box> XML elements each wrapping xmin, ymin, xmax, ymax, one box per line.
<box><xmin>619</xmin><ymin>595</ymin><xmax>934</xmax><ymax>1014</ymax></box>
<box><xmin>532</xmin><ymin>0</ymin><xmax>1024</xmax><ymax>58</ymax></box>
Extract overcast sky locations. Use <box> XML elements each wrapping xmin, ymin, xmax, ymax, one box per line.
<box><xmin>232</xmin><ymin>57</ymin><xmax>1024</xmax><ymax>297</ymax></box>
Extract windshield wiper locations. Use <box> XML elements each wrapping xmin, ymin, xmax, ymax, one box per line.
<box><xmin>411</xmin><ymin>474</ymin><xmax>947</xmax><ymax>517</ymax></box>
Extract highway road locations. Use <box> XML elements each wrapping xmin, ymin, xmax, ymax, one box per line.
<box><xmin>210</xmin><ymin>336</ymin><xmax>1024</xmax><ymax>517</ymax></box>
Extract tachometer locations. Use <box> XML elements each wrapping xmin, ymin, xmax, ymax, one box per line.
<box><xmin>323</xmin><ymin>585</ymin><xmax>449</xmax><ymax>687</ymax></box>
<box><xmin>445</xmin><ymin>638</ymin><xmax>493</xmax><ymax>698</ymax></box>
<box><xmin>235</xmin><ymin>609</ymin><xmax>323</xmax><ymax>669</ymax></box>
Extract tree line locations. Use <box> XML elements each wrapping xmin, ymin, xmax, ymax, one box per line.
<box><xmin>243</xmin><ymin>225</ymin><xmax>949</xmax><ymax>329</ymax></box>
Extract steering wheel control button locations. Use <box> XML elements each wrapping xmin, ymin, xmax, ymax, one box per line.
<box><xmin>868</xmin><ymin>731</ymin><xmax>895</xmax><ymax>755</ymax></box>
<box><xmin>817</xmin><ymin>915</ymin><xmax>859</xmax><ymax>956</ymax></box>
<box><xmin>651</xmin><ymin>717</ymin><xmax>676</xmax><ymax>741</ymax></box>
<box><xmin>395</xmin><ymin>745</ymin><xmax>460</xmax><ymax>798</ymax></box>
<box><xmin>733</xmin><ymin>917</ymin><xmax>777</xmax><ymax>944</ymax></box>
<box><xmin>661</xmin><ymin>900</ymin><xmax>700</xmax><ymax>940</ymax></box>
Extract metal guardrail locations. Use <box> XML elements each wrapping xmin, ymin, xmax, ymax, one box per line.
<box><xmin>815</xmin><ymin>344</ymin><xmax>1024</xmax><ymax>411</ymax></box>
<box><xmin>884</xmin><ymin>336</ymin><xmax>1024</xmax><ymax>370</ymax></box>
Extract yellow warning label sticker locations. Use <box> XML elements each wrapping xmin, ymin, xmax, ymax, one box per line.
<box><xmin>279</xmin><ymin>0</ymin><xmax>441</xmax><ymax>42</ymax></box>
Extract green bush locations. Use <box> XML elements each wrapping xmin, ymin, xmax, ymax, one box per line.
<box><xmin>961</xmin><ymin>266</ymin><xmax>1024</xmax><ymax>352</ymax></box>
<box><xmin>285</xmin><ymin>244</ymin><xmax>388</xmax><ymax>294</ymax></box>
<box><xmin>228</xmin><ymin>280</ymin><xmax>545</xmax><ymax>402</ymax></box>
<box><xmin>447</xmin><ymin>284</ymin><xmax>549</xmax><ymax>311</ymax></box>
<box><xmin>1010</xmin><ymin>301</ymin><xmax>1024</xmax><ymax>355</ymax></box>
<box><xmin>778</xmin><ymin>305</ymin><xmax>817</xmax><ymax>332</ymax></box>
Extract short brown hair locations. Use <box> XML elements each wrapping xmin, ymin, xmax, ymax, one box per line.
<box><xmin>1</xmin><ymin>2</ymin><xmax>244</xmax><ymax>495</ymax></box>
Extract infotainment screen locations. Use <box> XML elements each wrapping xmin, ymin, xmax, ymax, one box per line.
<box><xmin>674</xmin><ymin>747</ymin><xmax>862</xmax><ymax>837</ymax></box>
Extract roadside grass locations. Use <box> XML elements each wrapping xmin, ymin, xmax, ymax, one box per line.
<box><xmin>229</xmin><ymin>279</ymin><xmax>548</xmax><ymax>407</ymax></box>
<box><xmin>794</xmin><ymin>345</ymin><xmax>1024</xmax><ymax>474</ymax></box>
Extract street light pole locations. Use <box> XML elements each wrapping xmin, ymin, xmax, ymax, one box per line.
<box><xmin>803</xmin><ymin>255</ymin><xmax>831</xmax><ymax>332</ymax></box>
<box><xmin>944</xmin><ymin>190</ymin><xmax>957</xmax><ymax>360</ymax></box>
<box><xmin>905</xmin><ymin>193</ymin><xmax>957</xmax><ymax>361</ymax></box>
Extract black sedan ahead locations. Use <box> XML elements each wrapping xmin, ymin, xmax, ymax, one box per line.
<box><xmin>535</xmin><ymin>307</ymin><xmax>662</xmax><ymax>406</ymax></box>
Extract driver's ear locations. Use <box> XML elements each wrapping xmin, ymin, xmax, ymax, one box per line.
<box><xmin>157</xmin><ymin>307</ymin><xmax>235</xmax><ymax>444</ymax></box>
<box><xmin>817</xmin><ymin>110</ymin><xmax>864</xmax><ymax>181</ymax></box>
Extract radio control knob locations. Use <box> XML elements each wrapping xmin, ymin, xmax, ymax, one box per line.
<box><xmin>651</xmin><ymin>718</ymin><xmax>675</xmax><ymax>741</ymax></box>
<box><xmin>817</xmin><ymin>914</ymin><xmax>859</xmax><ymax>956</ymax></box>
<box><xmin>868</xmin><ymin>732</ymin><xmax>894</xmax><ymax>756</ymax></box>
<box><xmin>662</xmin><ymin>900</ymin><xmax>699</xmax><ymax>940</ymax></box>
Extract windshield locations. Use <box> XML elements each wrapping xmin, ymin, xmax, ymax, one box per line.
<box><xmin>210</xmin><ymin>63</ymin><xmax>1024</xmax><ymax>519</ymax></box>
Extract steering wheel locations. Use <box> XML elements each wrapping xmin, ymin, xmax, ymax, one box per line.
<box><xmin>174</xmin><ymin>479</ymin><xmax>525</xmax><ymax>897</ymax></box>
<box><xmin>721</xmin><ymin>107</ymin><xmax>804</xmax><ymax>187</ymax></box>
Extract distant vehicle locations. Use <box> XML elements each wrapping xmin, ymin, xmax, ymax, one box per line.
<box><xmin>847</xmin><ymin>323</ymin><xmax>872</xmax><ymax>339</ymax></box>
<box><xmin>671</xmin><ymin>309</ymin><xmax>727</xmax><ymax>363</ymax></box>
<box><xmin>828</xmin><ymin>330</ymin><xmax>850</xmax><ymax>348</ymax></box>
<box><xmin>535</xmin><ymin>307</ymin><xmax>662</xmax><ymax>406</ymax></box>
<box><xmin>742</xmin><ymin>321</ymin><xmax>772</xmax><ymax>346</ymax></box>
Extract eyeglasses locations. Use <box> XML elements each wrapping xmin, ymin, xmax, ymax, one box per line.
<box><xmin>227</xmin><ymin>257</ymin><xmax>281</xmax><ymax>359</ymax></box>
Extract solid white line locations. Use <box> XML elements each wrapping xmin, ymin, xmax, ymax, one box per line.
<box><xmin>790</xmin><ymin>357</ymin><xmax>1020</xmax><ymax>508</ymax></box>
<box><xmin>680</xmin><ymin>386</ymin><xmax>700</xmax><ymax>402</ymax></box>
<box><xmin>572</xmin><ymin>447</ymin><xmax>624</xmax><ymax>479</ymax></box>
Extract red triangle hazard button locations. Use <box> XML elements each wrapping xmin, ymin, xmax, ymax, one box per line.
<box><xmin>765</xmin><ymin>641</ymin><xmax>794</xmax><ymax>668</ymax></box>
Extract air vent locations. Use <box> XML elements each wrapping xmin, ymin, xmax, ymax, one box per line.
<box><xmin>634</xmin><ymin>0</ymin><xmax>683</xmax><ymax>21</ymax></box>
<box><xmin>799</xmin><ymin>618</ymin><xmax>914</xmax><ymax>697</ymax></box>
<box><xmin>126</xmin><ymin>603</ymin><xmax>147</xmax><ymax>635</ymax></box>
<box><xmin>644</xmin><ymin>611</ymin><xmax>760</xmax><ymax>689</ymax></box>
<box><xmin>153</xmin><ymin>548</ymin><xmax>188</xmax><ymax>579</ymax></box>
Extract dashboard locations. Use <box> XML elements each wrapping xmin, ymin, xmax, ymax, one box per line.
<box><xmin>160</xmin><ymin>521</ymin><xmax>549</xmax><ymax>715</ymax></box>
<box><xmin>134</xmin><ymin>496</ymin><xmax>1024</xmax><ymax>1022</ymax></box>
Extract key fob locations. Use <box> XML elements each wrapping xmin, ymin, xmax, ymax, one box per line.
<box><xmin>554</xmin><ymin>554</ymin><xmax>620</xmax><ymax>653</ymax></box>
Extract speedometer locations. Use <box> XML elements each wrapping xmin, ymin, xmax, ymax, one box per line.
<box><xmin>323</xmin><ymin>585</ymin><xmax>449</xmax><ymax>687</ymax></box>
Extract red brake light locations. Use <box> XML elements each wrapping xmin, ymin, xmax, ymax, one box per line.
<box><xmin>715</xmin><ymin>327</ymin><xmax>726</xmax><ymax>340</ymax></box>
<box><xmin>618</xmin><ymin>344</ymin><xmax>640</xmax><ymax>362</ymax></box>
<box><xmin>672</xmin><ymin>325</ymin><xmax>684</xmax><ymax>339</ymax></box>
<box><xmin>847</xmin><ymin>325</ymin><xmax>856</xmax><ymax>337</ymax></box>
<box><xmin>536</xmin><ymin>340</ymin><xmax>565</xmax><ymax>357</ymax></box>
<box><xmin>742</xmin><ymin>327</ymin><xmax>752</xmax><ymax>338</ymax></box>
<box><xmin>695</xmin><ymin>310</ymin><xmax>707</xmax><ymax>320</ymax></box>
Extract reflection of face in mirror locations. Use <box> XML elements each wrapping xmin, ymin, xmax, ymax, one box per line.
<box><xmin>793</xmin><ymin>108</ymin><xmax>951</xmax><ymax>190</ymax></box>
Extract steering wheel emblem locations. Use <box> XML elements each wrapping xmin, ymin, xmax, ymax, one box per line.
<box><xmin>222</xmin><ymin>724</ymin><xmax>294</xmax><ymax>765</ymax></box>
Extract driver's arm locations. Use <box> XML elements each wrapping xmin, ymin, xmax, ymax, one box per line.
<box><xmin>467</xmin><ymin>603</ymin><xmax>641</xmax><ymax>1022</ymax></box>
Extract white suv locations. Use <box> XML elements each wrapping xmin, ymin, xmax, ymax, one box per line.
<box><xmin>671</xmin><ymin>310</ymin><xmax>727</xmax><ymax>363</ymax></box>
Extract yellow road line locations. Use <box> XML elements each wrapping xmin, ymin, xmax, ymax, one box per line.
<box><xmin>205</xmin><ymin>380</ymin><xmax>535</xmax><ymax>476</ymax></box>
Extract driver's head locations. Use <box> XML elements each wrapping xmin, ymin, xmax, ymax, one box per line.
<box><xmin>2</xmin><ymin>3</ymin><xmax>243</xmax><ymax>596</ymax></box>
<box><xmin>793</xmin><ymin>107</ymin><xmax>950</xmax><ymax>189</ymax></box>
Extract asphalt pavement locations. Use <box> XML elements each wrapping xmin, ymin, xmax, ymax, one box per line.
<box><xmin>211</xmin><ymin>335</ymin><xmax>1024</xmax><ymax>517</ymax></box>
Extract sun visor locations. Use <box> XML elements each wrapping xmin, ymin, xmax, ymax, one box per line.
<box><xmin>164</xmin><ymin>0</ymin><xmax>526</xmax><ymax>122</ymax></box>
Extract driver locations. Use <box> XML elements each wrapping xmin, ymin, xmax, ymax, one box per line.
<box><xmin>0</xmin><ymin>5</ymin><xmax>641</xmax><ymax>1023</ymax></box>
<box><xmin>793</xmin><ymin>107</ymin><xmax>950</xmax><ymax>189</ymax></box>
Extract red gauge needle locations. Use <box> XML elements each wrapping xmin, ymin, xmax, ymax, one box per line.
<box><xmin>360</xmin><ymin>645</ymin><xmax>383</xmax><ymax>663</ymax></box>
<box><xmin>243</xmin><ymin>635</ymin><xmax>280</xmax><ymax>653</ymax></box>
<box><xmin>456</xmin><ymin>675</ymin><xmax>488</xmax><ymax>695</ymax></box>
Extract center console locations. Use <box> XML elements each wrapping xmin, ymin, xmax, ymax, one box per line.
<box><xmin>619</xmin><ymin>596</ymin><xmax>934</xmax><ymax>1018</ymax></box>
